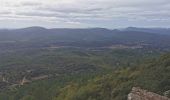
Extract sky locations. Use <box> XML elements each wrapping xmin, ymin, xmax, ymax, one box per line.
<box><xmin>0</xmin><ymin>0</ymin><xmax>170</xmax><ymax>29</ymax></box>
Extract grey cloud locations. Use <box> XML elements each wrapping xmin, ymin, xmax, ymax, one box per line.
<box><xmin>0</xmin><ymin>11</ymin><xmax>11</xmax><ymax>15</ymax></box>
<box><xmin>37</xmin><ymin>6</ymin><xmax>105</xmax><ymax>14</ymax></box>
<box><xmin>13</xmin><ymin>0</ymin><xmax>170</xmax><ymax>19</ymax></box>
<box><xmin>21</xmin><ymin>1</ymin><xmax>42</xmax><ymax>6</ymax></box>
<box><xmin>1</xmin><ymin>0</ymin><xmax>170</xmax><ymax>28</ymax></box>
<box><xmin>16</xmin><ymin>11</ymin><xmax>59</xmax><ymax>17</ymax></box>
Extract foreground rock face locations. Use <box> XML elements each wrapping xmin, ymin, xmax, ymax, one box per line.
<box><xmin>128</xmin><ymin>87</ymin><xmax>170</xmax><ymax>100</ymax></box>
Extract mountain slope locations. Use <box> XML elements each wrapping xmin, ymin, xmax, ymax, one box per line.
<box><xmin>53</xmin><ymin>53</ymin><xmax>170</xmax><ymax>100</ymax></box>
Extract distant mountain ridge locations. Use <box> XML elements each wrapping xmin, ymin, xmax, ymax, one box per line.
<box><xmin>1</xmin><ymin>26</ymin><xmax>170</xmax><ymax>35</ymax></box>
<box><xmin>0</xmin><ymin>27</ymin><xmax>170</xmax><ymax>49</ymax></box>
<box><xmin>124</xmin><ymin>27</ymin><xmax>170</xmax><ymax>35</ymax></box>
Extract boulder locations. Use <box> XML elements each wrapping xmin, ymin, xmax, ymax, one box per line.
<box><xmin>128</xmin><ymin>87</ymin><xmax>170</xmax><ymax>100</ymax></box>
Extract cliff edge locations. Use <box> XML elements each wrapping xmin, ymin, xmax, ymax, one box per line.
<box><xmin>128</xmin><ymin>87</ymin><xmax>170</xmax><ymax>100</ymax></box>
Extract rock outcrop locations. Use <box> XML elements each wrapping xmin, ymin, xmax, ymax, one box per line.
<box><xmin>128</xmin><ymin>87</ymin><xmax>170</xmax><ymax>100</ymax></box>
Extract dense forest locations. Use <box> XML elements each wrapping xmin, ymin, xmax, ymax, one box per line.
<box><xmin>0</xmin><ymin>50</ymin><xmax>169</xmax><ymax>100</ymax></box>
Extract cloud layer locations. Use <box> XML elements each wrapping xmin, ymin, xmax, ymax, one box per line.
<box><xmin>0</xmin><ymin>0</ymin><xmax>170</xmax><ymax>28</ymax></box>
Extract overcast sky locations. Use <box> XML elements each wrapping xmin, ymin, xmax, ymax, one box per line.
<box><xmin>0</xmin><ymin>0</ymin><xmax>170</xmax><ymax>28</ymax></box>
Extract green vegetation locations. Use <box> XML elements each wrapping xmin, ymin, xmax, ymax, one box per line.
<box><xmin>0</xmin><ymin>27</ymin><xmax>170</xmax><ymax>100</ymax></box>
<box><xmin>0</xmin><ymin>47</ymin><xmax>169</xmax><ymax>100</ymax></box>
<box><xmin>52</xmin><ymin>53</ymin><xmax>170</xmax><ymax>100</ymax></box>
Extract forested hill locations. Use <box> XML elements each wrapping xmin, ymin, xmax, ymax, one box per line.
<box><xmin>0</xmin><ymin>27</ymin><xmax>170</xmax><ymax>49</ymax></box>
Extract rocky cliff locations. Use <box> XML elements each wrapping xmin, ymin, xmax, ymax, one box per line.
<box><xmin>128</xmin><ymin>87</ymin><xmax>170</xmax><ymax>100</ymax></box>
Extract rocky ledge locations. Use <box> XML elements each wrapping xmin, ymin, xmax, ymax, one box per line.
<box><xmin>128</xmin><ymin>87</ymin><xmax>170</xmax><ymax>100</ymax></box>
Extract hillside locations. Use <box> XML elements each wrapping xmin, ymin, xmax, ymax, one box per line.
<box><xmin>50</xmin><ymin>53</ymin><xmax>170</xmax><ymax>100</ymax></box>
<box><xmin>0</xmin><ymin>52</ymin><xmax>169</xmax><ymax>100</ymax></box>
